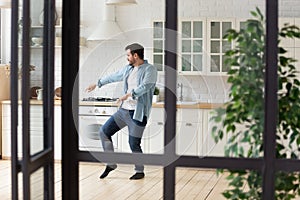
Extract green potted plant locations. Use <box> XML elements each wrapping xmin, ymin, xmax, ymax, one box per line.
<box><xmin>211</xmin><ymin>8</ymin><xmax>300</xmax><ymax>199</ymax></box>
<box><xmin>153</xmin><ymin>86</ymin><xmax>160</xmax><ymax>103</ymax></box>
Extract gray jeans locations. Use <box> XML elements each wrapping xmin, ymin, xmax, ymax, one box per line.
<box><xmin>99</xmin><ymin>108</ymin><xmax>147</xmax><ymax>172</ymax></box>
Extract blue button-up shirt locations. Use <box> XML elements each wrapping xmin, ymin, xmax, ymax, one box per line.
<box><xmin>98</xmin><ymin>60</ymin><xmax>158</xmax><ymax>122</ymax></box>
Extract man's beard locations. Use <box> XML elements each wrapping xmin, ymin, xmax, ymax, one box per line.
<box><xmin>128</xmin><ymin>59</ymin><xmax>135</xmax><ymax>65</ymax></box>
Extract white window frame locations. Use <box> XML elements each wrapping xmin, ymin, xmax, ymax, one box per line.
<box><xmin>178</xmin><ymin>18</ymin><xmax>206</xmax><ymax>75</ymax></box>
<box><xmin>207</xmin><ymin>19</ymin><xmax>235</xmax><ymax>75</ymax></box>
<box><xmin>152</xmin><ymin>20</ymin><xmax>165</xmax><ymax>73</ymax></box>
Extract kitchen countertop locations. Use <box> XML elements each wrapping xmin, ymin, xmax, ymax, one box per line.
<box><xmin>1</xmin><ymin>100</ymin><xmax>223</xmax><ymax>109</ymax></box>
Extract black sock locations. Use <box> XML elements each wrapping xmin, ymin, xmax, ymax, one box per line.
<box><xmin>99</xmin><ymin>165</ymin><xmax>117</xmax><ymax>179</ymax></box>
<box><xmin>129</xmin><ymin>172</ymin><xmax>145</xmax><ymax>180</ymax></box>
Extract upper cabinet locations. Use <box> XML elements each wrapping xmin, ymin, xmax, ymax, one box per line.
<box><xmin>153</xmin><ymin>21</ymin><xmax>165</xmax><ymax>72</ymax></box>
<box><xmin>153</xmin><ymin>17</ymin><xmax>298</xmax><ymax>76</ymax></box>
<box><xmin>152</xmin><ymin>19</ymin><xmax>234</xmax><ymax>75</ymax></box>
<box><xmin>27</xmin><ymin>25</ymin><xmax>86</xmax><ymax>48</ymax></box>
<box><xmin>17</xmin><ymin>0</ymin><xmax>86</xmax><ymax>49</ymax></box>
<box><xmin>207</xmin><ymin>20</ymin><xmax>234</xmax><ymax>74</ymax></box>
<box><xmin>179</xmin><ymin>20</ymin><xmax>205</xmax><ymax>75</ymax></box>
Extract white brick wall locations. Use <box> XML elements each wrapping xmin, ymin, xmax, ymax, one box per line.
<box><xmin>24</xmin><ymin>0</ymin><xmax>300</xmax><ymax>101</ymax></box>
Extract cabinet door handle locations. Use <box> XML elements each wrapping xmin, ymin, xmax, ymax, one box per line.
<box><xmin>157</xmin><ymin>122</ymin><xmax>164</xmax><ymax>125</ymax></box>
<box><xmin>185</xmin><ymin>123</ymin><xmax>192</xmax><ymax>126</ymax></box>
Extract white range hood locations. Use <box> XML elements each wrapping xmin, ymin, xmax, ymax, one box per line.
<box><xmin>0</xmin><ymin>0</ymin><xmax>11</xmax><ymax>8</ymax></box>
<box><xmin>105</xmin><ymin>0</ymin><xmax>137</xmax><ymax>6</ymax></box>
<box><xmin>88</xmin><ymin>4</ymin><xmax>125</xmax><ymax>41</ymax></box>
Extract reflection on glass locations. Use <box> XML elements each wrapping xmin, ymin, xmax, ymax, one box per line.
<box><xmin>175</xmin><ymin>168</ymin><xmax>232</xmax><ymax>199</ymax></box>
<box><xmin>182</xmin><ymin>21</ymin><xmax>191</xmax><ymax>38</ymax></box>
<box><xmin>275</xmin><ymin>171</ymin><xmax>300</xmax><ymax>199</ymax></box>
<box><xmin>222</xmin><ymin>40</ymin><xmax>231</xmax><ymax>52</ymax></box>
<box><xmin>182</xmin><ymin>55</ymin><xmax>191</xmax><ymax>71</ymax></box>
<box><xmin>223</xmin><ymin>170</ymin><xmax>262</xmax><ymax>199</ymax></box>
<box><xmin>154</xmin><ymin>40</ymin><xmax>163</xmax><ymax>53</ymax></box>
<box><xmin>211</xmin><ymin>41</ymin><xmax>220</xmax><ymax>53</ymax></box>
<box><xmin>240</xmin><ymin>21</ymin><xmax>247</xmax><ymax>30</ymax></box>
<box><xmin>211</xmin><ymin>22</ymin><xmax>220</xmax><ymax>38</ymax></box>
<box><xmin>154</xmin><ymin>55</ymin><xmax>163</xmax><ymax>71</ymax></box>
<box><xmin>193</xmin><ymin>21</ymin><xmax>203</xmax><ymax>38</ymax></box>
<box><xmin>193</xmin><ymin>40</ymin><xmax>202</xmax><ymax>52</ymax></box>
<box><xmin>222</xmin><ymin>22</ymin><xmax>232</xmax><ymax>37</ymax></box>
<box><xmin>30</xmin><ymin>106</ymin><xmax>44</xmax><ymax>155</ymax></box>
<box><xmin>193</xmin><ymin>55</ymin><xmax>202</xmax><ymax>71</ymax></box>
<box><xmin>30</xmin><ymin>167</ymin><xmax>44</xmax><ymax>200</ymax></box>
<box><xmin>211</xmin><ymin>55</ymin><xmax>220</xmax><ymax>72</ymax></box>
<box><xmin>154</xmin><ymin>22</ymin><xmax>163</xmax><ymax>38</ymax></box>
<box><xmin>182</xmin><ymin>40</ymin><xmax>191</xmax><ymax>52</ymax></box>
<box><xmin>222</xmin><ymin>55</ymin><xmax>229</xmax><ymax>72</ymax></box>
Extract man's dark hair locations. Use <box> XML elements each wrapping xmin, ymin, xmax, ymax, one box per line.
<box><xmin>125</xmin><ymin>43</ymin><xmax>144</xmax><ymax>59</ymax></box>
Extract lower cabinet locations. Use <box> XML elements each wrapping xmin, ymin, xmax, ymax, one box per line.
<box><xmin>201</xmin><ymin>109</ymin><xmax>227</xmax><ymax>157</ymax></box>
<box><xmin>176</xmin><ymin>108</ymin><xmax>202</xmax><ymax>156</ymax></box>
<box><xmin>118</xmin><ymin>108</ymin><xmax>165</xmax><ymax>154</ymax></box>
<box><xmin>144</xmin><ymin>108</ymin><xmax>165</xmax><ymax>154</ymax></box>
<box><xmin>1</xmin><ymin>104</ymin><xmax>62</xmax><ymax>160</ymax></box>
<box><xmin>2</xmin><ymin>103</ymin><xmax>226</xmax><ymax>159</ymax></box>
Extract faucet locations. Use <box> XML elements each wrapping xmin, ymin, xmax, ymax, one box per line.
<box><xmin>177</xmin><ymin>83</ymin><xmax>183</xmax><ymax>101</ymax></box>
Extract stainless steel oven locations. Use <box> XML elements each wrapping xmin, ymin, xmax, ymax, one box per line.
<box><xmin>79</xmin><ymin>104</ymin><xmax>118</xmax><ymax>151</ymax></box>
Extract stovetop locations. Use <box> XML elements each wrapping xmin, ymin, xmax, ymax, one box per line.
<box><xmin>82</xmin><ymin>97</ymin><xmax>118</xmax><ymax>102</ymax></box>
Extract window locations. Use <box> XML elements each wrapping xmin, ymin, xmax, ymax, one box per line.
<box><xmin>180</xmin><ymin>20</ymin><xmax>204</xmax><ymax>72</ymax></box>
<box><xmin>153</xmin><ymin>21</ymin><xmax>165</xmax><ymax>72</ymax></box>
<box><xmin>208</xmin><ymin>20</ymin><xmax>233</xmax><ymax>73</ymax></box>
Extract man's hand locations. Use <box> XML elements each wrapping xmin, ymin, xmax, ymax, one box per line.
<box><xmin>117</xmin><ymin>93</ymin><xmax>132</xmax><ymax>103</ymax></box>
<box><xmin>85</xmin><ymin>84</ymin><xmax>97</xmax><ymax>92</ymax></box>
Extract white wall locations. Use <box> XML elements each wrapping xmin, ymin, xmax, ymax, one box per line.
<box><xmin>78</xmin><ymin>0</ymin><xmax>300</xmax><ymax>103</ymax></box>
<box><xmin>2</xmin><ymin>0</ymin><xmax>299</xmax><ymax>101</ymax></box>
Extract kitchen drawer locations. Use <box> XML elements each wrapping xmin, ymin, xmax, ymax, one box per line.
<box><xmin>148</xmin><ymin>108</ymin><xmax>165</xmax><ymax>123</ymax></box>
<box><xmin>177</xmin><ymin>109</ymin><xmax>202</xmax><ymax>123</ymax></box>
<box><xmin>2</xmin><ymin>105</ymin><xmax>44</xmax><ymax>118</ymax></box>
<box><xmin>2</xmin><ymin>116</ymin><xmax>44</xmax><ymax>132</ymax></box>
<box><xmin>2</xmin><ymin>130</ymin><xmax>44</xmax><ymax>157</ymax></box>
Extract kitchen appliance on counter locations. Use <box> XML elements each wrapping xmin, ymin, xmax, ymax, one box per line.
<box><xmin>82</xmin><ymin>97</ymin><xmax>118</xmax><ymax>102</ymax></box>
<box><xmin>79</xmin><ymin>97</ymin><xmax>118</xmax><ymax>151</ymax></box>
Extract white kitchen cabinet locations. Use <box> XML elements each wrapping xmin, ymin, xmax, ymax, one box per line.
<box><xmin>201</xmin><ymin>109</ymin><xmax>227</xmax><ymax>157</ymax></box>
<box><xmin>1</xmin><ymin>103</ymin><xmax>226</xmax><ymax>159</ymax></box>
<box><xmin>101</xmin><ymin>107</ymin><xmax>165</xmax><ymax>154</ymax></box>
<box><xmin>176</xmin><ymin>109</ymin><xmax>202</xmax><ymax>156</ymax></box>
<box><xmin>1</xmin><ymin>103</ymin><xmax>61</xmax><ymax>160</ymax></box>
<box><xmin>117</xmin><ymin>123</ymin><xmax>147</xmax><ymax>154</ymax></box>
<box><xmin>117</xmin><ymin>128</ymin><xmax>131</xmax><ymax>153</ymax></box>
<box><xmin>54</xmin><ymin>106</ymin><xmax>61</xmax><ymax>160</ymax></box>
<box><xmin>143</xmin><ymin>108</ymin><xmax>165</xmax><ymax>154</ymax></box>
<box><xmin>143</xmin><ymin>107</ymin><xmax>203</xmax><ymax>156</ymax></box>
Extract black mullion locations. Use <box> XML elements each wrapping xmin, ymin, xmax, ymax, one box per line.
<box><xmin>43</xmin><ymin>0</ymin><xmax>55</xmax><ymax>199</ymax></box>
<box><xmin>175</xmin><ymin>156</ymin><xmax>263</xmax><ymax>170</ymax></box>
<box><xmin>263</xmin><ymin>0</ymin><xmax>278</xmax><ymax>199</ymax></box>
<box><xmin>276</xmin><ymin>159</ymin><xmax>300</xmax><ymax>172</ymax></box>
<box><xmin>22</xmin><ymin>0</ymin><xmax>31</xmax><ymax>199</ymax></box>
<box><xmin>29</xmin><ymin>149</ymin><xmax>52</xmax><ymax>173</ymax></box>
<box><xmin>11</xmin><ymin>0</ymin><xmax>19</xmax><ymax>199</ymax></box>
<box><xmin>77</xmin><ymin>151</ymin><xmax>264</xmax><ymax>171</ymax></box>
<box><xmin>164</xmin><ymin>0</ymin><xmax>177</xmax><ymax>199</ymax></box>
<box><xmin>62</xmin><ymin>0</ymin><xmax>80</xmax><ymax>198</ymax></box>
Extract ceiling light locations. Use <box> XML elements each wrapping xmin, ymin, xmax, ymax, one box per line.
<box><xmin>105</xmin><ymin>0</ymin><xmax>137</xmax><ymax>6</ymax></box>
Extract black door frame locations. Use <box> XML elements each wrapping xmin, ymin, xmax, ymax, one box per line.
<box><xmin>11</xmin><ymin>0</ymin><xmax>56</xmax><ymax>199</ymax></box>
<box><xmin>59</xmin><ymin>0</ymin><xmax>300</xmax><ymax>200</ymax></box>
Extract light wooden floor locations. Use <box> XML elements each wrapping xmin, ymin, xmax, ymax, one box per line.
<box><xmin>0</xmin><ymin>160</ymin><xmax>230</xmax><ymax>200</ymax></box>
